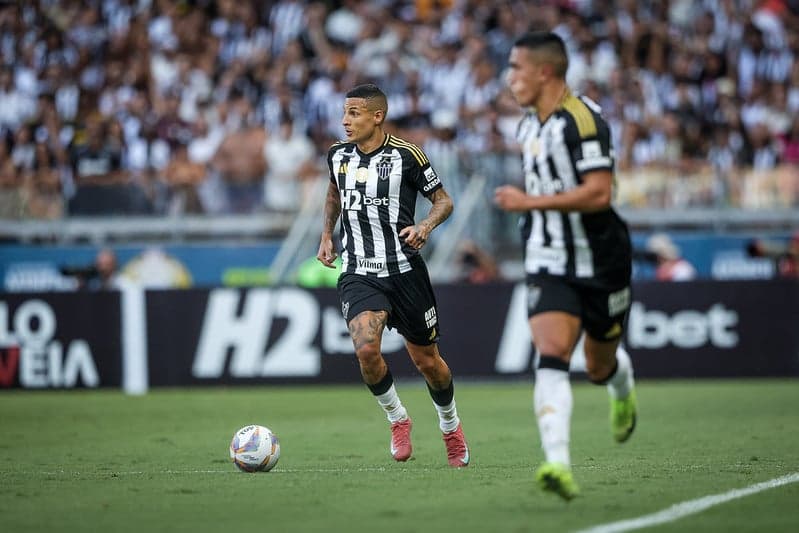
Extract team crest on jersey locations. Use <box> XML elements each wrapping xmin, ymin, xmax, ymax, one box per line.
<box><xmin>376</xmin><ymin>156</ymin><xmax>392</xmax><ymax>181</ymax></box>
<box><xmin>355</xmin><ymin>167</ymin><xmax>369</xmax><ymax>183</ymax></box>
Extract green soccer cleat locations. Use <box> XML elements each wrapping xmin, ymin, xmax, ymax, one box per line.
<box><xmin>535</xmin><ymin>462</ymin><xmax>580</xmax><ymax>501</ymax></box>
<box><xmin>611</xmin><ymin>389</ymin><xmax>637</xmax><ymax>443</ymax></box>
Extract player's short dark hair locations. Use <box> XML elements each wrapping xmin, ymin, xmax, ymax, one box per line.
<box><xmin>347</xmin><ymin>84</ymin><xmax>387</xmax><ymax>108</ymax></box>
<box><xmin>513</xmin><ymin>32</ymin><xmax>569</xmax><ymax>78</ymax></box>
<box><xmin>345</xmin><ymin>84</ymin><xmax>388</xmax><ymax>119</ymax></box>
<box><xmin>346</xmin><ymin>84</ymin><xmax>385</xmax><ymax>100</ymax></box>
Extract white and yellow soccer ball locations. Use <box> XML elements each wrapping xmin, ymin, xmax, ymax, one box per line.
<box><xmin>229</xmin><ymin>425</ymin><xmax>281</xmax><ymax>472</ymax></box>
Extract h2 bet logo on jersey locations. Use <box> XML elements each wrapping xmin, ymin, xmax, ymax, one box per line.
<box><xmin>340</xmin><ymin>189</ymin><xmax>389</xmax><ymax>210</ymax></box>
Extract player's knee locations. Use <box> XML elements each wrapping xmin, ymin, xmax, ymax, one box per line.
<box><xmin>585</xmin><ymin>357</ymin><xmax>616</xmax><ymax>384</ymax></box>
<box><xmin>355</xmin><ymin>342</ymin><xmax>382</xmax><ymax>365</ymax></box>
<box><xmin>411</xmin><ymin>353</ymin><xmax>438</xmax><ymax>375</ymax></box>
<box><xmin>534</xmin><ymin>341</ymin><xmax>573</xmax><ymax>360</ymax></box>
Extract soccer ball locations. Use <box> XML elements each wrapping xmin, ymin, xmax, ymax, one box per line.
<box><xmin>229</xmin><ymin>424</ymin><xmax>281</xmax><ymax>472</ymax></box>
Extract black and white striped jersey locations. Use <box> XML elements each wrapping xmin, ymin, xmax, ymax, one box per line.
<box><xmin>517</xmin><ymin>90</ymin><xmax>631</xmax><ymax>288</ymax></box>
<box><xmin>327</xmin><ymin>133</ymin><xmax>442</xmax><ymax>277</ymax></box>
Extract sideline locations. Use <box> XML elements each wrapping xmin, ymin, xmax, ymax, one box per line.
<box><xmin>576</xmin><ymin>472</ymin><xmax>799</xmax><ymax>533</ymax></box>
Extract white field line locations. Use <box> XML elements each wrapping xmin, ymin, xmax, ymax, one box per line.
<box><xmin>576</xmin><ymin>472</ymin><xmax>799</xmax><ymax>533</ymax></box>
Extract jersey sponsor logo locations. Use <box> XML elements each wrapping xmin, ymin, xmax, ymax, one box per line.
<box><xmin>355</xmin><ymin>167</ymin><xmax>369</xmax><ymax>183</ymax></box>
<box><xmin>526</xmin><ymin>173</ymin><xmax>565</xmax><ymax>195</ymax></box>
<box><xmin>581</xmin><ymin>140</ymin><xmax>602</xmax><ymax>159</ymax></box>
<box><xmin>340</xmin><ymin>189</ymin><xmax>389</xmax><ymax>210</ymax></box>
<box><xmin>422</xmin><ymin>178</ymin><xmax>440</xmax><ymax>192</ymax></box>
<box><xmin>356</xmin><ymin>258</ymin><xmax>384</xmax><ymax>273</ymax></box>
<box><xmin>423</xmin><ymin>167</ymin><xmax>438</xmax><ymax>182</ymax></box>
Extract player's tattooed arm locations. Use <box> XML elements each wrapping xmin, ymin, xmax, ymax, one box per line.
<box><xmin>322</xmin><ymin>182</ymin><xmax>341</xmax><ymax>235</ymax></box>
<box><xmin>402</xmin><ymin>188</ymin><xmax>453</xmax><ymax>249</ymax></box>
<box><xmin>317</xmin><ymin>182</ymin><xmax>341</xmax><ymax>267</ymax></box>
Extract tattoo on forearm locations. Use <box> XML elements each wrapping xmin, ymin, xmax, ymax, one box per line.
<box><xmin>420</xmin><ymin>189</ymin><xmax>453</xmax><ymax>233</ymax></box>
<box><xmin>323</xmin><ymin>184</ymin><xmax>341</xmax><ymax>234</ymax></box>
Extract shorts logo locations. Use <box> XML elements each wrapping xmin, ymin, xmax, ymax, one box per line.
<box><xmin>608</xmin><ymin>287</ymin><xmax>631</xmax><ymax>316</ymax></box>
<box><xmin>527</xmin><ymin>284</ymin><xmax>541</xmax><ymax>310</ymax></box>
<box><xmin>428</xmin><ymin>327</ymin><xmax>437</xmax><ymax>341</ymax></box>
<box><xmin>604</xmin><ymin>322</ymin><xmax>622</xmax><ymax>339</ymax></box>
<box><xmin>341</xmin><ymin>301</ymin><xmax>350</xmax><ymax>320</ymax></box>
<box><xmin>424</xmin><ymin>307</ymin><xmax>437</xmax><ymax>328</ymax></box>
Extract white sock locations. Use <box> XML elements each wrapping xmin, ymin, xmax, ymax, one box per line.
<box><xmin>607</xmin><ymin>345</ymin><xmax>634</xmax><ymax>400</ymax></box>
<box><xmin>534</xmin><ymin>368</ymin><xmax>572</xmax><ymax>467</ymax></box>
<box><xmin>433</xmin><ymin>400</ymin><xmax>460</xmax><ymax>433</ymax></box>
<box><xmin>375</xmin><ymin>384</ymin><xmax>408</xmax><ymax>423</ymax></box>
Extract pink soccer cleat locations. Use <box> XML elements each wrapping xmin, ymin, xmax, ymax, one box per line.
<box><xmin>442</xmin><ymin>423</ymin><xmax>470</xmax><ymax>467</ymax></box>
<box><xmin>390</xmin><ymin>418</ymin><xmax>413</xmax><ymax>461</ymax></box>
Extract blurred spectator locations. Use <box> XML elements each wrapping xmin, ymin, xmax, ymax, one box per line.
<box><xmin>456</xmin><ymin>240</ymin><xmax>500</xmax><ymax>284</ymax></box>
<box><xmin>0</xmin><ymin>146</ymin><xmax>24</xmax><ymax>219</ymax></box>
<box><xmin>747</xmin><ymin>230</ymin><xmax>799</xmax><ymax>278</ymax></box>
<box><xmin>68</xmin><ymin>117</ymin><xmax>153</xmax><ymax>215</ymax></box>
<box><xmin>262</xmin><ymin>116</ymin><xmax>317</xmax><ymax>212</ymax></box>
<box><xmin>25</xmin><ymin>140</ymin><xmax>64</xmax><ymax>219</ymax></box>
<box><xmin>59</xmin><ymin>248</ymin><xmax>121</xmax><ymax>290</ymax></box>
<box><xmin>645</xmin><ymin>233</ymin><xmax>698</xmax><ymax>281</ymax></box>
<box><xmin>209</xmin><ymin>123</ymin><xmax>266</xmax><ymax>214</ymax></box>
<box><xmin>0</xmin><ymin>0</ymin><xmax>796</xmax><ymax>225</ymax></box>
<box><xmin>163</xmin><ymin>140</ymin><xmax>206</xmax><ymax>215</ymax></box>
<box><xmin>91</xmin><ymin>248</ymin><xmax>121</xmax><ymax>290</ymax></box>
<box><xmin>778</xmin><ymin>115</ymin><xmax>799</xmax><ymax>164</ymax></box>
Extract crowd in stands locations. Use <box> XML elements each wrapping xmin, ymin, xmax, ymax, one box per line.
<box><xmin>0</xmin><ymin>0</ymin><xmax>797</xmax><ymax>221</ymax></box>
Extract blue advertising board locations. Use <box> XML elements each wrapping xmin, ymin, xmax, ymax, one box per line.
<box><xmin>0</xmin><ymin>242</ymin><xmax>284</xmax><ymax>290</ymax></box>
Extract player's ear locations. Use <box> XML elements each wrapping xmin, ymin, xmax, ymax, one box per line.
<box><xmin>373</xmin><ymin>108</ymin><xmax>385</xmax><ymax>125</ymax></box>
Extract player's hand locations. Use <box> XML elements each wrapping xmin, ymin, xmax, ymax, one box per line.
<box><xmin>494</xmin><ymin>185</ymin><xmax>531</xmax><ymax>212</ymax></box>
<box><xmin>399</xmin><ymin>224</ymin><xmax>429</xmax><ymax>250</ymax></box>
<box><xmin>317</xmin><ymin>238</ymin><xmax>338</xmax><ymax>268</ymax></box>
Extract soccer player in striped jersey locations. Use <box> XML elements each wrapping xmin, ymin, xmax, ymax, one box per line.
<box><xmin>494</xmin><ymin>32</ymin><xmax>637</xmax><ymax>499</ymax></box>
<box><xmin>316</xmin><ymin>84</ymin><xmax>470</xmax><ymax>467</ymax></box>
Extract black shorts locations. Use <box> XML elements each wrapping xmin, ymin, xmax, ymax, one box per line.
<box><xmin>526</xmin><ymin>273</ymin><xmax>631</xmax><ymax>342</ymax></box>
<box><xmin>337</xmin><ymin>262</ymin><xmax>440</xmax><ymax>346</ymax></box>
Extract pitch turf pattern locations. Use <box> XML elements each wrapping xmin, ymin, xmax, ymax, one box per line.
<box><xmin>1</xmin><ymin>381</ymin><xmax>798</xmax><ymax>532</ymax></box>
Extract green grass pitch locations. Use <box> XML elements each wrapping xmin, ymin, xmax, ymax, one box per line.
<box><xmin>2</xmin><ymin>380</ymin><xmax>798</xmax><ymax>532</ymax></box>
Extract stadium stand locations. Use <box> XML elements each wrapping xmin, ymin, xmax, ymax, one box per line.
<box><xmin>0</xmin><ymin>0</ymin><xmax>797</xmax><ymax>277</ymax></box>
